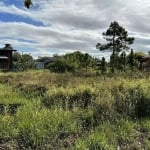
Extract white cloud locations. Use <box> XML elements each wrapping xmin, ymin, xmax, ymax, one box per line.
<box><xmin>0</xmin><ymin>0</ymin><xmax>150</xmax><ymax>58</ymax></box>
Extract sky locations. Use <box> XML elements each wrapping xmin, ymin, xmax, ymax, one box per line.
<box><xmin>0</xmin><ymin>0</ymin><xmax>150</xmax><ymax>59</ymax></box>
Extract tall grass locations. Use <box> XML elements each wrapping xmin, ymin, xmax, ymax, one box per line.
<box><xmin>0</xmin><ymin>70</ymin><xmax>149</xmax><ymax>149</ymax></box>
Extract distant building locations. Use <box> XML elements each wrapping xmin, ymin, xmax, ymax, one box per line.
<box><xmin>139</xmin><ymin>57</ymin><xmax>150</xmax><ymax>71</ymax></box>
<box><xmin>35</xmin><ymin>62</ymin><xmax>45</xmax><ymax>69</ymax></box>
<box><xmin>35</xmin><ymin>57</ymin><xmax>57</xmax><ymax>69</ymax></box>
<box><xmin>0</xmin><ymin>44</ymin><xmax>17</xmax><ymax>70</ymax></box>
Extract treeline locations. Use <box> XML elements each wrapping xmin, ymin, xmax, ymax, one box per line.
<box><xmin>99</xmin><ymin>50</ymin><xmax>148</xmax><ymax>74</ymax></box>
<box><xmin>12</xmin><ymin>51</ymin><xmax>97</xmax><ymax>72</ymax></box>
<box><xmin>38</xmin><ymin>50</ymin><xmax>149</xmax><ymax>74</ymax></box>
<box><xmin>12</xmin><ymin>50</ymin><xmax>148</xmax><ymax>74</ymax></box>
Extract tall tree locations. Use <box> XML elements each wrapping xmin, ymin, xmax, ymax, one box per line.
<box><xmin>128</xmin><ymin>49</ymin><xmax>134</xmax><ymax>71</ymax></box>
<box><xmin>96</xmin><ymin>21</ymin><xmax>134</xmax><ymax>72</ymax></box>
<box><xmin>83</xmin><ymin>53</ymin><xmax>92</xmax><ymax>75</ymax></box>
<box><xmin>119</xmin><ymin>51</ymin><xmax>126</xmax><ymax>71</ymax></box>
<box><xmin>100</xmin><ymin>57</ymin><xmax>106</xmax><ymax>74</ymax></box>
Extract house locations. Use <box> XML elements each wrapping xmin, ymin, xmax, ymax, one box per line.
<box><xmin>0</xmin><ymin>44</ymin><xmax>17</xmax><ymax>70</ymax></box>
<box><xmin>35</xmin><ymin>62</ymin><xmax>45</xmax><ymax>69</ymax></box>
<box><xmin>35</xmin><ymin>57</ymin><xmax>57</xmax><ymax>69</ymax></box>
<box><xmin>139</xmin><ymin>57</ymin><xmax>150</xmax><ymax>71</ymax></box>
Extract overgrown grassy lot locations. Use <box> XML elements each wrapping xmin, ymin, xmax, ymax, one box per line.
<box><xmin>0</xmin><ymin>70</ymin><xmax>150</xmax><ymax>150</ymax></box>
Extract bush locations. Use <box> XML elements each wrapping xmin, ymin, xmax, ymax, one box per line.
<box><xmin>135</xmin><ymin>97</ymin><xmax>150</xmax><ymax>118</ymax></box>
<box><xmin>15</xmin><ymin>83</ymin><xmax>47</xmax><ymax>98</ymax></box>
<box><xmin>49</xmin><ymin>59</ymin><xmax>78</xmax><ymax>73</ymax></box>
<box><xmin>41</xmin><ymin>90</ymin><xmax>95</xmax><ymax>110</ymax></box>
<box><xmin>113</xmin><ymin>85</ymin><xmax>150</xmax><ymax>119</ymax></box>
<box><xmin>41</xmin><ymin>94</ymin><xmax>67</xmax><ymax>109</ymax></box>
<box><xmin>68</xmin><ymin>90</ymin><xmax>95</xmax><ymax>109</ymax></box>
<box><xmin>93</xmin><ymin>103</ymin><xmax>115</xmax><ymax>125</ymax></box>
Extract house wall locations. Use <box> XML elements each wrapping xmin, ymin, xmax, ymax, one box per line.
<box><xmin>0</xmin><ymin>59</ymin><xmax>8</xmax><ymax>69</ymax></box>
<box><xmin>0</xmin><ymin>50</ymin><xmax>13</xmax><ymax>70</ymax></box>
<box><xmin>35</xmin><ymin>62</ymin><xmax>45</xmax><ymax>69</ymax></box>
<box><xmin>143</xmin><ymin>59</ymin><xmax>150</xmax><ymax>71</ymax></box>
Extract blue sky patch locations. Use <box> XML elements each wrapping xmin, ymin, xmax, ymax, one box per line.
<box><xmin>0</xmin><ymin>12</ymin><xmax>44</xmax><ymax>26</ymax></box>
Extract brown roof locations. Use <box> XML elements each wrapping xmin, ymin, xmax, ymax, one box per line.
<box><xmin>139</xmin><ymin>56</ymin><xmax>150</xmax><ymax>62</ymax></box>
<box><xmin>0</xmin><ymin>44</ymin><xmax>17</xmax><ymax>51</ymax></box>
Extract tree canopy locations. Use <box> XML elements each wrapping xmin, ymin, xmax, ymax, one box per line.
<box><xmin>13</xmin><ymin>52</ymin><xmax>34</xmax><ymax>71</ymax></box>
<box><xmin>24</xmin><ymin>0</ymin><xmax>33</xmax><ymax>9</ymax></box>
<box><xmin>96</xmin><ymin>21</ymin><xmax>134</xmax><ymax>54</ymax></box>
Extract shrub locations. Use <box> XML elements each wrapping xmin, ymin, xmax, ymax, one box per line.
<box><xmin>93</xmin><ymin>104</ymin><xmax>115</xmax><ymax>125</ymax></box>
<box><xmin>113</xmin><ymin>85</ymin><xmax>150</xmax><ymax>119</ymax></box>
<box><xmin>135</xmin><ymin>97</ymin><xmax>150</xmax><ymax>118</ymax></box>
<box><xmin>15</xmin><ymin>83</ymin><xmax>47</xmax><ymax>98</ymax></box>
<box><xmin>41</xmin><ymin>94</ymin><xmax>67</xmax><ymax>109</ymax></box>
<box><xmin>68</xmin><ymin>90</ymin><xmax>95</xmax><ymax>109</ymax></box>
<box><xmin>41</xmin><ymin>89</ymin><xmax>95</xmax><ymax>110</ymax></box>
<box><xmin>49</xmin><ymin>59</ymin><xmax>78</xmax><ymax>73</ymax></box>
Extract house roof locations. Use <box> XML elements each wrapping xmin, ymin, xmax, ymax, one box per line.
<box><xmin>139</xmin><ymin>56</ymin><xmax>150</xmax><ymax>62</ymax></box>
<box><xmin>35</xmin><ymin>62</ymin><xmax>45</xmax><ymax>65</ymax></box>
<box><xmin>36</xmin><ymin>57</ymin><xmax>57</xmax><ymax>64</ymax></box>
<box><xmin>0</xmin><ymin>44</ymin><xmax>17</xmax><ymax>51</ymax></box>
<box><xmin>0</xmin><ymin>48</ymin><xmax>17</xmax><ymax>51</ymax></box>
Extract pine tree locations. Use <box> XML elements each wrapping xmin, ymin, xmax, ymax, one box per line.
<box><xmin>96</xmin><ymin>21</ymin><xmax>134</xmax><ymax>73</ymax></box>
